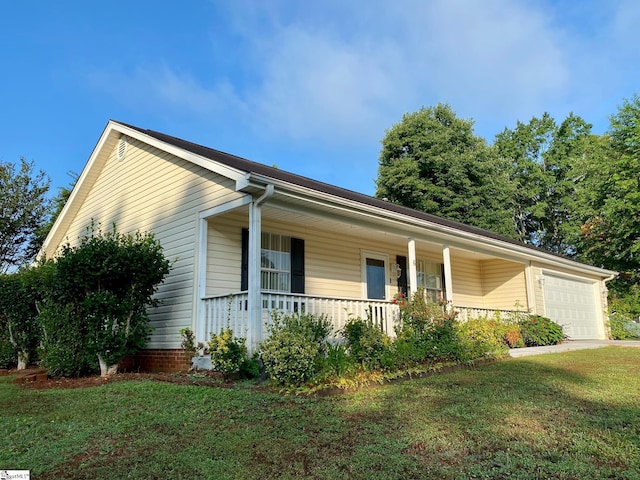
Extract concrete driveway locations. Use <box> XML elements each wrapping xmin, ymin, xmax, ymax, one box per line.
<box><xmin>509</xmin><ymin>339</ymin><xmax>640</xmax><ymax>358</ymax></box>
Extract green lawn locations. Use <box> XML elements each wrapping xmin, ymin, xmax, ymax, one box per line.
<box><xmin>2</xmin><ymin>347</ymin><xmax>640</xmax><ymax>479</ymax></box>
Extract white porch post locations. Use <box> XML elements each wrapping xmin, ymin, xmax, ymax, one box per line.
<box><xmin>247</xmin><ymin>201</ymin><xmax>262</xmax><ymax>352</ymax></box>
<box><xmin>408</xmin><ymin>238</ymin><xmax>418</xmax><ymax>296</ymax></box>
<box><xmin>195</xmin><ymin>217</ymin><xmax>209</xmax><ymax>344</ymax></box>
<box><xmin>247</xmin><ymin>185</ymin><xmax>274</xmax><ymax>352</ymax></box>
<box><xmin>442</xmin><ymin>246</ymin><xmax>454</xmax><ymax>303</ymax></box>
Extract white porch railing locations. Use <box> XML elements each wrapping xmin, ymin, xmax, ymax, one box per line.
<box><xmin>201</xmin><ymin>293</ymin><xmax>529</xmax><ymax>349</ymax></box>
<box><xmin>454</xmin><ymin>306</ymin><xmax>530</xmax><ymax>323</ymax></box>
<box><xmin>201</xmin><ymin>292</ymin><xmax>400</xmax><ymax>347</ymax></box>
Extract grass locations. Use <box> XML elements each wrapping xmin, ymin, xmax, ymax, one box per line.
<box><xmin>2</xmin><ymin>347</ymin><xmax>640</xmax><ymax>479</ymax></box>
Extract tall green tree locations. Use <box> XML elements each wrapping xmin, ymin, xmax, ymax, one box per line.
<box><xmin>0</xmin><ymin>158</ymin><xmax>50</xmax><ymax>272</ymax></box>
<box><xmin>376</xmin><ymin>104</ymin><xmax>517</xmax><ymax>238</ymax></box>
<box><xmin>493</xmin><ymin>113</ymin><xmax>594</xmax><ymax>253</ymax></box>
<box><xmin>573</xmin><ymin>95</ymin><xmax>640</xmax><ymax>296</ymax></box>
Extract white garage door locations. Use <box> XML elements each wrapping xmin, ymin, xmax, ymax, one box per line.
<box><xmin>543</xmin><ymin>274</ymin><xmax>600</xmax><ymax>339</ymax></box>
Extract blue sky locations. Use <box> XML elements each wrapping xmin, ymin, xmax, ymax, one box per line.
<box><xmin>1</xmin><ymin>0</ymin><xmax>638</xmax><ymax>197</ymax></box>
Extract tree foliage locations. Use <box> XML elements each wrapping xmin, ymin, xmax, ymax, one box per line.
<box><xmin>572</xmin><ymin>95</ymin><xmax>640</xmax><ymax>302</ymax></box>
<box><xmin>39</xmin><ymin>224</ymin><xmax>171</xmax><ymax>377</ymax></box>
<box><xmin>494</xmin><ymin>113</ymin><xmax>595</xmax><ymax>252</ymax></box>
<box><xmin>0</xmin><ymin>269</ymin><xmax>42</xmax><ymax>369</ymax></box>
<box><xmin>376</xmin><ymin>104</ymin><xmax>518</xmax><ymax>238</ymax></box>
<box><xmin>0</xmin><ymin>158</ymin><xmax>50</xmax><ymax>272</ymax></box>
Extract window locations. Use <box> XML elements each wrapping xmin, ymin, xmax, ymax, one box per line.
<box><xmin>241</xmin><ymin>229</ymin><xmax>305</xmax><ymax>294</ymax></box>
<box><xmin>261</xmin><ymin>232</ymin><xmax>291</xmax><ymax>292</ymax></box>
<box><xmin>416</xmin><ymin>260</ymin><xmax>444</xmax><ymax>302</ymax></box>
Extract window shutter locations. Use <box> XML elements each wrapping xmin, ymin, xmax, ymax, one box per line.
<box><xmin>396</xmin><ymin>255</ymin><xmax>408</xmax><ymax>296</ymax></box>
<box><xmin>241</xmin><ymin>228</ymin><xmax>249</xmax><ymax>291</ymax></box>
<box><xmin>291</xmin><ymin>237</ymin><xmax>305</xmax><ymax>294</ymax></box>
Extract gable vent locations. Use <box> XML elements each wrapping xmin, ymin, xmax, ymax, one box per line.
<box><xmin>117</xmin><ymin>135</ymin><xmax>128</xmax><ymax>160</ymax></box>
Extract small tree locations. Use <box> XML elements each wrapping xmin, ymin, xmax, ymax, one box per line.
<box><xmin>40</xmin><ymin>223</ymin><xmax>171</xmax><ymax>377</ymax></box>
<box><xmin>0</xmin><ymin>158</ymin><xmax>50</xmax><ymax>272</ymax></box>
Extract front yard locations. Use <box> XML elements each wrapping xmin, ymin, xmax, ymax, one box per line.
<box><xmin>2</xmin><ymin>347</ymin><xmax>640</xmax><ymax>479</ymax></box>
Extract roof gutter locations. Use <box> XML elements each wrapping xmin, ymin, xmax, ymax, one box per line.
<box><xmin>243</xmin><ymin>172</ymin><xmax>616</xmax><ymax>278</ymax></box>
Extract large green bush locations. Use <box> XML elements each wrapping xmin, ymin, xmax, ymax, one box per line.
<box><xmin>260</xmin><ymin>312</ymin><xmax>331</xmax><ymax>387</ymax></box>
<box><xmin>342</xmin><ymin>317</ymin><xmax>394</xmax><ymax>370</ymax></box>
<box><xmin>518</xmin><ymin>315</ymin><xmax>564</xmax><ymax>346</ymax></box>
<box><xmin>394</xmin><ymin>291</ymin><xmax>465</xmax><ymax>364</ymax></box>
<box><xmin>0</xmin><ymin>268</ymin><xmax>43</xmax><ymax>369</ymax></box>
<box><xmin>39</xmin><ymin>223</ymin><xmax>171</xmax><ymax>377</ymax></box>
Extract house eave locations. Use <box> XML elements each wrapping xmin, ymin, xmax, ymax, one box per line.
<box><xmin>244</xmin><ymin>172</ymin><xmax>616</xmax><ymax>279</ymax></box>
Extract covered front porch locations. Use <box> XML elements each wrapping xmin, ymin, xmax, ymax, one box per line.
<box><xmin>194</xmin><ymin>187</ymin><xmax>533</xmax><ymax>351</ymax></box>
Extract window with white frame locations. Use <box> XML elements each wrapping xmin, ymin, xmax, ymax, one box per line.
<box><xmin>416</xmin><ymin>260</ymin><xmax>444</xmax><ymax>302</ymax></box>
<box><xmin>261</xmin><ymin>232</ymin><xmax>291</xmax><ymax>292</ymax></box>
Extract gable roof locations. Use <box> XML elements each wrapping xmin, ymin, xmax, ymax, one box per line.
<box><xmin>42</xmin><ymin>120</ymin><xmax>616</xmax><ymax>279</ymax></box>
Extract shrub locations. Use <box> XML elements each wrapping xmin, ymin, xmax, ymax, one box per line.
<box><xmin>608</xmin><ymin>313</ymin><xmax>640</xmax><ymax>340</ymax></box>
<box><xmin>500</xmin><ymin>323</ymin><xmax>525</xmax><ymax>348</ymax></box>
<box><xmin>180</xmin><ymin>327</ymin><xmax>206</xmax><ymax>368</ymax></box>
<box><xmin>0</xmin><ymin>268</ymin><xmax>42</xmax><ymax>369</ymax></box>
<box><xmin>39</xmin><ymin>302</ymin><xmax>96</xmax><ymax>377</ymax></box>
<box><xmin>324</xmin><ymin>343</ymin><xmax>351</xmax><ymax>377</ymax></box>
<box><xmin>458</xmin><ymin>318</ymin><xmax>508</xmax><ymax>360</ymax></box>
<box><xmin>208</xmin><ymin>328</ymin><xmax>248</xmax><ymax>379</ymax></box>
<box><xmin>39</xmin><ymin>223</ymin><xmax>171</xmax><ymax>377</ymax></box>
<box><xmin>261</xmin><ymin>331</ymin><xmax>319</xmax><ymax>386</ymax></box>
<box><xmin>518</xmin><ymin>315</ymin><xmax>564</xmax><ymax>346</ymax></box>
<box><xmin>0</xmin><ymin>329</ymin><xmax>17</xmax><ymax>369</ymax></box>
<box><xmin>238</xmin><ymin>352</ymin><xmax>262</xmax><ymax>379</ymax></box>
<box><xmin>260</xmin><ymin>312</ymin><xmax>331</xmax><ymax>387</ymax></box>
<box><xmin>608</xmin><ymin>290</ymin><xmax>640</xmax><ymax>339</ymax></box>
<box><xmin>394</xmin><ymin>290</ymin><xmax>464</xmax><ymax>364</ymax></box>
<box><xmin>342</xmin><ymin>317</ymin><xmax>394</xmax><ymax>370</ymax></box>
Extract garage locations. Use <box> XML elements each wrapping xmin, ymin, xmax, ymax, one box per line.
<box><xmin>542</xmin><ymin>273</ymin><xmax>602</xmax><ymax>339</ymax></box>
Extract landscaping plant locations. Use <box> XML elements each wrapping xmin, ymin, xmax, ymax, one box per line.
<box><xmin>260</xmin><ymin>312</ymin><xmax>332</xmax><ymax>387</ymax></box>
<box><xmin>0</xmin><ymin>270</ymin><xmax>40</xmax><ymax>369</ymax></box>
<box><xmin>39</xmin><ymin>223</ymin><xmax>171</xmax><ymax>377</ymax></box>
<box><xmin>207</xmin><ymin>327</ymin><xmax>249</xmax><ymax>379</ymax></box>
<box><xmin>518</xmin><ymin>314</ymin><xmax>564</xmax><ymax>346</ymax></box>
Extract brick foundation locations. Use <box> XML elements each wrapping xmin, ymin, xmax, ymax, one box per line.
<box><xmin>121</xmin><ymin>349</ymin><xmax>190</xmax><ymax>373</ymax></box>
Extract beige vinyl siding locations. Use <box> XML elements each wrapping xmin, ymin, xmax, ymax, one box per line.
<box><xmin>205</xmin><ymin>211</ymin><xmax>448</xmax><ymax>300</ymax></box>
<box><xmin>480</xmin><ymin>259</ymin><xmax>528</xmax><ymax>310</ymax></box>
<box><xmin>48</xmin><ymin>137</ymin><xmax>244</xmax><ymax>349</ymax></box>
<box><xmin>450</xmin><ymin>256</ymin><xmax>484</xmax><ymax>307</ymax></box>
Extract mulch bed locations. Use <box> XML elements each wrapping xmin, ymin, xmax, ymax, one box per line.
<box><xmin>1</xmin><ymin>367</ymin><xmax>228</xmax><ymax>390</ymax></box>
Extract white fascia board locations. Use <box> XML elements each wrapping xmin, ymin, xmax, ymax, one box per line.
<box><xmin>113</xmin><ymin>123</ymin><xmax>248</xmax><ymax>183</ymax></box>
<box><xmin>245</xmin><ymin>172</ymin><xmax>617</xmax><ymax>279</ymax></box>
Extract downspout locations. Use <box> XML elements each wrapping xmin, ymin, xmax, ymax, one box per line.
<box><xmin>248</xmin><ymin>183</ymin><xmax>275</xmax><ymax>352</ymax></box>
<box><xmin>601</xmin><ymin>272</ymin><xmax>618</xmax><ymax>339</ymax></box>
<box><xmin>255</xmin><ymin>184</ymin><xmax>275</xmax><ymax>206</ymax></box>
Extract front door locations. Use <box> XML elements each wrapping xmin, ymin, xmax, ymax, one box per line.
<box><xmin>363</xmin><ymin>253</ymin><xmax>388</xmax><ymax>300</ymax></box>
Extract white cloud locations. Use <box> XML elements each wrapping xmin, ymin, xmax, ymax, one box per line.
<box><xmin>86</xmin><ymin>0</ymin><xmax>640</xmax><ymax>145</ymax></box>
